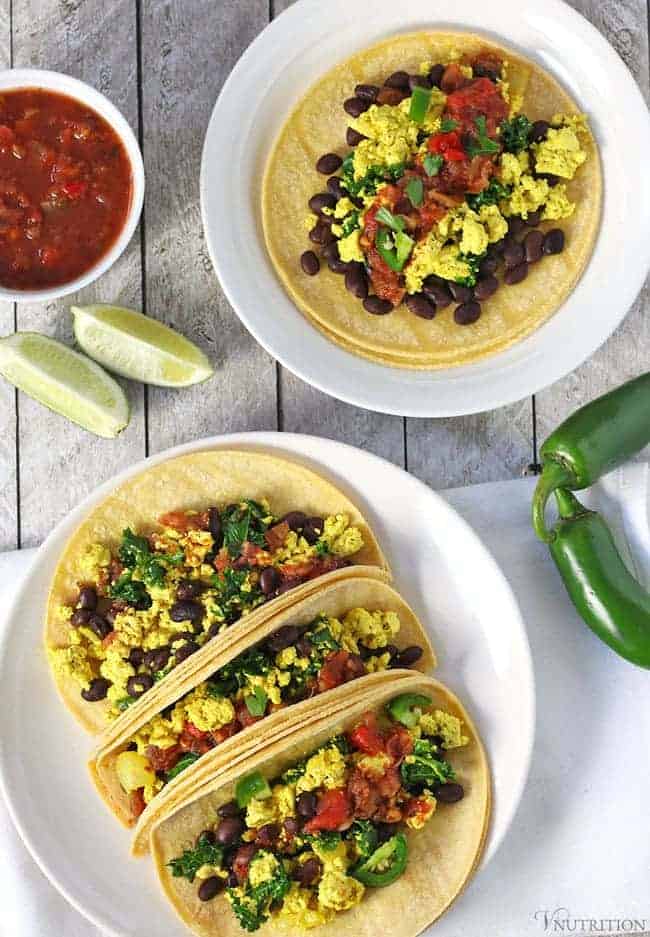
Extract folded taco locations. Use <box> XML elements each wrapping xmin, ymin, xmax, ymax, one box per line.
<box><xmin>89</xmin><ymin>577</ymin><xmax>435</xmax><ymax>853</ymax></box>
<box><xmin>263</xmin><ymin>31</ymin><xmax>601</xmax><ymax>368</ymax></box>
<box><xmin>152</xmin><ymin>674</ymin><xmax>489</xmax><ymax>936</ymax></box>
<box><xmin>45</xmin><ymin>450</ymin><xmax>388</xmax><ymax>734</ymax></box>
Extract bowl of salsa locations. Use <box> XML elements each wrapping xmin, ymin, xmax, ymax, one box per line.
<box><xmin>0</xmin><ymin>69</ymin><xmax>144</xmax><ymax>300</ymax></box>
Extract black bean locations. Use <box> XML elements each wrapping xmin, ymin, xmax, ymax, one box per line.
<box><xmin>355</xmin><ymin>83</ymin><xmax>379</xmax><ymax>101</ymax></box>
<box><xmin>280</xmin><ymin>511</ymin><xmax>307</xmax><ymax>531</ymax></box>
<box><xmin>316</xmin><ymin>153</ymin><xmax>342</xmax><ymax>175</ymax></box>
<box><xmin>88</xmin><ymin>613</ymin><xmax>111</xmax><ymax>639</ymax></box>
<box><xmin>503</xmin><ymin>239</ymin><xmax>525</xmax><ymax>269</ymax></box>
<box><xmin>198</xmin><ymin>877</ymin><xmax>223</xmax><ymax>902</ymax></box>
<box><xmin>128</xmin><ymin>646</ymin><xmax>145</xmax><ymax>668</ymax></box>
<box><xmin>405</xmin><ymin>293</ymin><xmax>436</xmax><ymax>320</ymax></box>
<box><xmin>422</xmin><ymin>279</ymin><xmax>453</xmax><ymax>309</ymax></box>
<box><xmin>81</xmin><ymin>677</ymin><xmax>110</xmax><ymax>702</ymax></box>
<box><xmin>176</xmin><ymin>579</ymin><xmax>203</xmax><ymax>601</ymax></box>
<box><xmin>266</xmin><ymin>625</ymin><xmax>300</xmax><ymax>654</ymax></box>
<box><xmin>309</xmin><ymin>220</ymin><xmax>335</xmax><ymax>246</ymax></box>
<box><xmin>295</xmin><ymin>636</ymin><xmax>313</xmax><ymax>657</ymax></box>
<box><xmin>384</xmin><ymin>70</ymin><xmax>410</xmax><ymax>90</ymax></box>
<box><xmin>322</xmin><ymin>240</ymin><xmax>340</xmax><ymax>262</ymax></box>
<box><xmin>300</xmin><ymin>250</ymin><xmax>320</xmax><ymax>276</ymax></box>
<box><xmin>543</xmin><ymin>228</ymin><xmax>565</xmax><ymax>255</ymax></box>
<box><xmin>536</xmin><ymin>172</ymin><xmax>559</xmax><ymax>187</ymax></box>
<box><xmin>259</xmin><ymin>566</ymin><xmax>281</xmax><ymax>596</ymax></box>
<box><xmin>524</xmin><ymin>229</ymin><xmax>544</xmax><ymax>264</ymax></box>
<box><xmin>530</xmin><ymin>119</ymin><xmax>550</xmax><ymax>143</ymax></box>
<box><xmin>487</xmin><ymin>238</ymin><xmax>505</xmax><ymax>257</ymax></box>
<box><xmin>525</xmin><ymin>209</ymin><xmax>542</xmax><ymax>227</ymax></box>
<box><xmin>126</xmin><ymin>673</ymin><xmax>154</xmax><ymax>698</ymax></box>
<box><xmin>478</xmin><ymin>255</ymin><xmax>498</xmax><ymax>278</ymax></box>
<box><xmin>473</xmin><ymin>63</ymin><xmax>500</xmax><ymax>82</ymax></box>
<box><xmin>344</xmin><ymin>96</ymin><xmax>369</xmax><ymax>118</ymax></box>
<box><xmin>216</xmin><ymin>816</ymin><xmax>245</xmax><ymax>845</ymax></box>
<box><xmin>329</xmin><ymin>258</ymin><xmax>351</xmax><ymax>275</ymax></box>
<box><xmin>296</xmin><ymin>791</ymin><xmax>318</xmax><ymax>818</ymax></box>
<box><xmin>394</xmin><ymin>645</ymin><xmax>424</xmax><ymax>667</ymax></box>
<box><xmin>448</xmin><ymin>282</ymin><xmax>473</xmax><ymax>303</ymax></box>
<box><xmin>346</xmin><ymin>127</ymin><xmax>366</xmax><ymax>146</ymax></box>
<box><xmin>377</xmin><ymin>821</ymin><xmax>400</xmax><ymax>843</ymax></box>
<box><xmin>218</xmin><ymin>800</ymin><xmax>243</xmax><ymax>819</ymax></box>
<box><xmin>227</xmin><ymin>871</ymin><xmax>239</xmax><ymax>889</ymax></box>
<box><xmin>70</xmin><ymin>608</ymin><xmax>92</xmax><ymax>627</ymax></box>
<box><xmin>283</xmin><ymin>817</ymin><xmax>300</xmax><ymax>837</ymax></box>
<box><xmin>503</xmin><ymin>261</ymin><xmax>529</xmax><ymax>285</ymax></box>
<box><xmin>507</xmin><ymin>216</ymin><xmax>526</xmax><ymax>237</ymax></box>
<box><xmin>197</xmin><ymin>829</ymin><xmax>216</xmax><ymax>845</ymax></box>
<box><xmin>207</xmin><ymin>622</ymin><xmax>222</xmax><ymax>640</ymax></box>
<box><xmin>302</xmin><ymin>516</ymin><xmax>324</xmax><ymax>544</ymax></box>
<box><xmin>454</xmin><ymin>301</ymin><xmax>482</xmax><ymax>325</ymax></box>
<box><xmin>409</xmin><ymin>74</ymin><xmax>431</xmax><ymax>91</ymax></box>
<box><xmin>344</xmin><ymin>264</ymin><xmax>368</xmax><ymax>300</ymax></box>
<box><xmin>174</xmin><ymin>640</ymin><xmax>199</xmax><ymax>664</ymax></box>
<box><xmin>78</xmin><ymin>586</ymin><xmax>97</xmax><ymax>611</ymax></box>
<box><xmin>143</xmin><ymin>646</ymin><xmax>170</xmax><ymax>672</ymax></box>
<box><xmin>256</xmin><ymin>823</ymin><xmax>280</xmax><ymax>848</ymax></box>
<box><xmin>309</xmin><ymin>192</ymin><xmax>337</xmax><ymax>215</ymax></box>
<box><xmin>428</xmin><ymin>63</ymin><xmax>445</xmax><ymax>88</ymax></box>
<box><xmin>170</xmin><ymin>599</ymin><xmax>204</xmax><ymax>624</ymax></box>
<box><xmin>326</xmin><ymin>176</ymin><xmax>346</xmax><ymax>200</ymax></box>
<box><xmin>207</xmin><ymin>507</ymin><xmax>223</xmax><ymax>547</ymax></box>
<box><xmin>294</xmin><ymin>857</ymin><xmax>322</xmax><ymax>886</ymax></box>
<box><xmin>434</xmin><ymin>782</ymin><xmax>465</xmax><ymax>803</ymax></box>
<box><xmin>363</xmin><ymin>296</ymin><xmax>393</xmax><ymax>315</ymax></box>
<box><xmin>473</xmin><ymin>275</ymin><xmax>499</xmax><ymax>301</ymax></box>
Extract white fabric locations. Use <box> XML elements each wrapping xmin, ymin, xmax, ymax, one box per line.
<box><xmin>1</xmin><ymin>467</ymin><xmax>649</xmax><ymax>937</ymax></box>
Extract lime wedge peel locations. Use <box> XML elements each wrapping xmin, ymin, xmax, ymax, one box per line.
<box><xmin>72</xmin><ymin>304</ymin><xmax>214</xmax><ymax>388</ymax></box>
<box><xmin>0</xmin><ymin>332</ymin><xmax>130</xmax><ymax>439</ymax></box>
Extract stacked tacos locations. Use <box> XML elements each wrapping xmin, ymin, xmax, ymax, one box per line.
<box><xmin>263</xmin><ymin>31</ymin><xmax>601</xmax><ymax>368</ymax></box>
<box><xmin>151</xmin><ymin>674</ymin><xmax>490</xmax><ymax>936</ymax></box>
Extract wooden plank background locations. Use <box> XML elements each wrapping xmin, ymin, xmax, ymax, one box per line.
<box><xmin>0</xmin><ymin>0</ymin><xmax>648</xmax><ymax>550</ymax></box>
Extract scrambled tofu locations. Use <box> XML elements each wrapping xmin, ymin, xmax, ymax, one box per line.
<box><xmin>533</xmin><ymin>125</ymin><xmax>587</xmax><ymax>179</ymax></box>
<box><xmin>349</xmin><ymin>103</ymin><xmax>420</xmax><ymax>179</ymax></box>
<box><xmin>419</xmin><ymin>709</ymin><xmax>468</xmax><ymax>748</ymax></box>
<box><xmin>337</xmin><ymin>229</ymin><xmax>364</xmax><ymax>263</ymax></box>
<box><xmin>296</xmin><ymin>746</ymin><xmax>347</xmax><ymax>793</ymax></box>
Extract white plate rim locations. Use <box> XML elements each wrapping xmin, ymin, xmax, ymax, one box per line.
<box><xmin>0</xmin><ymin>431</ymin><xmax>535</xmax><ymax>936</ymax></box>
<box><xmin>200</xmin><ymin>0</ymin><xmax>650</xmax><ymax>417</ymax></box>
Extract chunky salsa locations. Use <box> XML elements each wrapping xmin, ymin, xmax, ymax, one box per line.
<box><xmin>0</xmin><ymin>87</ymin><xmax>132</xmax><ymax>289</ymax></box>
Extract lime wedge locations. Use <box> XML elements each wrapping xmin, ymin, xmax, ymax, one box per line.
<box><xmin>0</xmin><ymin>332</ymin><xmax>130</xmax><ymax>438</ymax></box>
<box><xmin>72</xmin><ymin>304</ymin><xmax>214</xmax><ymax>387</ymax></box>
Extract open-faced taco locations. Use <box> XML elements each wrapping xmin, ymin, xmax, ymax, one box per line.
<box><xmin>152</xmin><ymin>674</ymin><xmax>489</xmax><ymax>936</ymax></box>
<box><xmin>89</xmin><ymin>577</ymin><xmax>435</xmax><ymax>854</ymax></box>
<box><xmin>263</xmin><ymin>31</ymin><xmax>601</xmax><ymax>368</ymax></box>
<box><xmin>45</xmin><ymin>450</ymin><xmax>388</xmax><ymax>734</ymax></box>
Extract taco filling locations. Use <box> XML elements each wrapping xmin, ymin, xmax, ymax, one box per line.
<box><xmin>167</xmin><ymin>693</ymin><xmax>468</xmax><ymax>930</ymax></box>
<box><xmin>113</xmin><ymin>608</ymin><xmax>424</xmax><ymax>817</ymax></box>
<box><xmin>47</xmin><ymin>502</ymin><xmax>364</xmax><ymax>715</ymax></box>
<box><xmin>302</xmin><ymin>48</ymin><xmax>590</xmax><ymax>324</ymax></box>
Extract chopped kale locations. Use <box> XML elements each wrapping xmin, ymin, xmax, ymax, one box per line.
<box><xmin>455</xmin><ymin>251</ymin><xmax>486</xmax><ymax>287</ymax></box>
<box><xmin>109</xmin><ymin>572</ymin><xmax>152</xmax><ymax>610</ymax></box>
<box><xmin>221</xmin><ymin>501</ymin><xmax>270</xmax><ymax>557</ymax></box>
<box><xmin>308</xmin><ymin>625</ymin><xmax>340</xmax><ymax>653</ymax></box>
<box><xmin>118</xmin><ymin>528</ymin><xmax>150</xmax><ymax>568</ymax></box>
<box><xmin>500</xmin><ymin>115</ymin><xmax>532</xmax><ymax>153</ymax></box>
<box><xmin>165</xmin><ymin>752</ymin><xmax>201</xmax><ymax>782</ymax></box>
<box><xmin>400</xmin><ymin>737</ymin><xmax>456</xmax><ymax>792</ymax></box>
<box><xmin>340</xmin><ymin>210</ymin><xmax>360</xmax><ymax>237</ymax></box>
<box><xmin>347</xmin><ymin>820</ymin><xmax>378</xmax><ymax>860</ymax></box>
<box><xmin>466</xmin><ymin>178</ymin><xmax>512</xmax><ymax>211</ymax></box>
<box><xmin>168</xmin><ymin>833</ymin><xmax>224</xmax><ymax>882</ymax></box>
<box><xmin>228</xmin><ymin>855</ymin><xmax>291</xmax><ymax>932</ymax></box>
<box><xmin>116</xmin><ymin>527</ymin><xmax>183</xmax><ymax>588</ymax></box>
<box><xmin>115</xmin><ymin>695</ymin><xmax>137</xmax><ymax>712</ymax></box>
<box><xmin>341</xmin><ymin>153</ymin><xmax>405</xmax><ymax>197</ymax></box>
<box><xmin>313</xmin><ymin>539</ymin><xmax>330</xmax><ymax>557</ymax></box>
<box><xmin>302</xmin><ymin>830</ymin><xmax>342</xmax><ymax>851</ymax></box>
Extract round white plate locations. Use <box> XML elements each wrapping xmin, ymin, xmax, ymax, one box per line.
<box><xmin>201</xmin><ymin>0</ymin><xmax>650</xmax><ymax>417</ymax></box>
<box><xmin>0</xmin><ymin>433</ymin><xmax>534</xmax><ymax>936</ymax></box>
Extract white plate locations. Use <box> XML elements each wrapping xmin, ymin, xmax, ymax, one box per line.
<box><xmin>201</xmin><ymin>0</ymin><xmax>650</xmax><ymax>417</ymax></box>
<box><xmin>0</xmin><ymin>433</ymin><xmax>534</xmax><ymax>936</ymax></box>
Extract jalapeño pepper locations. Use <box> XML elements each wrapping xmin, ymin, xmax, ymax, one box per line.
<box><xmin>386</xmin><ymin>693</ymin><xmax>432</xmax><ymax>727</ymax></box>
<box><xmin>352</xmin><ymin>833</ymin><xmax>408</xmax><ymax>886</ymax></box>
<box><xmin>548</xmin><ymin>490</ymin><xmax>650</xmax><ymax>669</ymax></box>
<box><xmin>235</xmin><ymin>770</ymin><xmax>272</xmax><ymax>808</ymax></box>
<box><xmin>532</xmin><ymin>372</ymin><xmax>650</xmax><ymax>543</ymax></box>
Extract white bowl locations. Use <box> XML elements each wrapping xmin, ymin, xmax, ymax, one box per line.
<box><xmin>0</xmin><ymin>68</ymin><xmax>144</xmax><ymax>303</ymax></box>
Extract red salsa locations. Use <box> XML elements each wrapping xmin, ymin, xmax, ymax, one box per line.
<box><xmin>0</xmin><ymin>87</ymin><xmax>133</xmax><ymax>289</ymax></box>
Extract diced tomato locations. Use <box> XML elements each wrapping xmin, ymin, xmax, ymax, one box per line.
<box><xmin>349</xmin><ymin>712</ymin><xmax>385</xmax><ymax>756</ymax></box>
<box><xmin>366</xmin><ymin>245</ymin><xmax>406</xmax><ymax>305</ymax></box>
<box><xmin>62</xmin><ymin>180</ymin><xmax>88</xmax><ymax>199</ymax></box>
<box><xmin>210</xmin><ymin>720</ymin><xmax>239</xmax><ymax>745</ymax></box>
<box><xmin>279</xmin><ymin>554</ymin><xmax>349</xmax><ymax>582</ymax></box>
<box><xmin>440</xmin><ymin>63</ymin><xmax>471</xmax><ymax>93</ymax></box>
<box><xmin>233</xmin><ymin>844</ymin><xmax>258</xmax><ymax>883</ymax></box>
<box><xmin>428</xmin><ymin>130</ymin><xmax>466</xmax><ymax>162</ymax></box>
<box><xmin>0</xmin><ymin>125</ymin><xmax>15</xmax><ymax>146</ymax></box>
<box><xmin>445</xmin><ymin>77</ymin><xmax>509</xmax><ymax>134</ymax></box>
<box><xmin>145</xmin><ymin>743</ymin><xmax>182</xmax><ymax>773</ymax></box>
<box><xmin>466</xmin><ymin>155</ymin><xmax>495</xmax><ymax>194</ymax></box>
<box><xmin>158</xmin><ymin>510</ymin><xmax>208</xmax><ymax>532</ymax></box>
<box><xmin>101</xmin><ymin>630</ymin><xmax>118</xmax><ymax>649</ymax></box>
<box><xmin>129</xmin><ymin>788</ymin><xmax>146</xmax><ymax>818</ymax></box>
<box><xmin>214</xmin><ymin>547</ymin><xmax>231</xmax><ymax>573</ymax></box>
<box><xmin>265</xmin><ymin>521</ymin><xmax>290</xmax><ymax>551</ymax></box>
<box><xmin>240</xmin><ymin>540</ymin><xmax>264</xmax><ymax>564</ymax></box>
<box><xmin>39</xmin><ymin>245</ymin><xmax>60</xmax><ymax>267</ymax></box>
<box><xmin>385</xmin><ymin>725</ymin><xmax>414</xmax><ymax>764</ymax></box>
<box><xmin>317</xmin><ymin>650</ymin><xmax>366</xmax><ymax>692</ymax></box>
<box><xmin>179</xmin><ymin>722</ymin><xmax>213</xmax><ymax>755</ymax></box>
<box><xmin>303</xmin><ymin>788</ymin><xmax>352</xmax><ymax>833</ymax></box>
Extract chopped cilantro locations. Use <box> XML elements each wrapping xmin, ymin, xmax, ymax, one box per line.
<box><xmin>245</xmin><ymin>685</ymin><xmax>268</xmax><ymax>717</ymax></box>
<box><xmin>500</xmin><ymin>115</ymin><xmax>532</xmax><ymax>153</ymax></box>
<box><xmin>221</xmin><ymin>501</ymin><xmax>269</xmax><ymax>557</ymax></box>
<box><xmin>423</xmin><ymin>153</ymin><xmax>443</xmax><ymax>177</ymax></box>
<box><xmin>116</xmin><ymin>527</ymin><xmax>182</xmax><ymax>589</ymax></box>
<box><xmin>313</xmin><ymin>539</ymin><xmax>330</xmax><ymax>557</ymax></box>
<box><xmin>168</xmin><ymin>833</ymin><xmax>224</xmax><ymax>882</ymax></box>
<box><xmin>439</xmin><ymin>118</ymin><xmax>459</xmax><ymax>133</ymax></box>
<box><xmin>466</xmin><ymin>178</ymin><xmax>512</xmax><ymax>211</ymax></box>
<box><xmin>116</xmin><ymin>696</ymin><xmax>137</xmax><ymax>712</ymax></box>
<box><xmin>465</xmin><ymin>116</ymin><xmax>500</xmax><ymax>157</ymax></box>
<box><xmin>405</xmin><ymin>176</ymin><xmax>423</xmax><ymax>206</ymax></box>
<box><xmin>213</xmin><ymin>647</ymin><xmax>270</xmax><ymax>692</ymax></box>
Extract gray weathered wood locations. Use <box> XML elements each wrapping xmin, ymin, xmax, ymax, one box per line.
<box><xmin>272</xmin><ymin>0</ymin><xmax>405</xmax><ymax>467</ymax></box>
<box><xmin>12</xmin><ymin>0</ymin><xmax>144</xmax><ymax>548</ymax></box>
<box><xmin>536</xmin><ymin>0</ymin><xmax>650</xmax><ymax>452</ymax></box>
<box><xmin>0</xmin><ymin>2</ymin><xmax>14</xmax><ymax>551</ymax></box>
<box><xmin>142</xmin><ymin>0</ymin><xmax>277</xmax><ymax>454</ymax></box>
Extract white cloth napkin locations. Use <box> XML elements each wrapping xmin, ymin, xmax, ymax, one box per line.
<box><xmin>1</xmin><ymin>467</ymin><xmax>649</xmax><ymax>937</ymax></box>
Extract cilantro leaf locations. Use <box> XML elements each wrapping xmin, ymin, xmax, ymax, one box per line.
<box><xmin>221</xmin><ymin>501</ymin><xmax>269</xmax><ymax>556</ymax></box>
<box><xmin>405</xmin><ymin>176</ymin><xmax>423</xmax><ymax>207</ymax></box>
<box><xmin>341</xmin><ymin>210</ymin><xmax>360</xmax><ymax>237</ymax></box>
<box><xmin>302</xmin><ymin>830</ymin><xmax>342</xmax><ymax>851</ymax></box>
<box><xmin>423</xmin><ymin>154</ymin><xmax>443</xmax><ymax>177</ymax></box>
<box><xmin>500</xmin><ymin>115</ymin><xmax>532</xmax><ymax>154</ymax></box>
<box><xmin>465</xmin><ymin>116</ymin><xmax>499</xmax><ymax>157</ymax></box>
<box><xmin>245</xmin><ymin>685</ymin><xmax>268</xmax><ymax>717</ymax></box>
<box><xmin>168</xmin><ymin>834</ymin><xmax>224</xmax><ymax>882</ymax></box>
